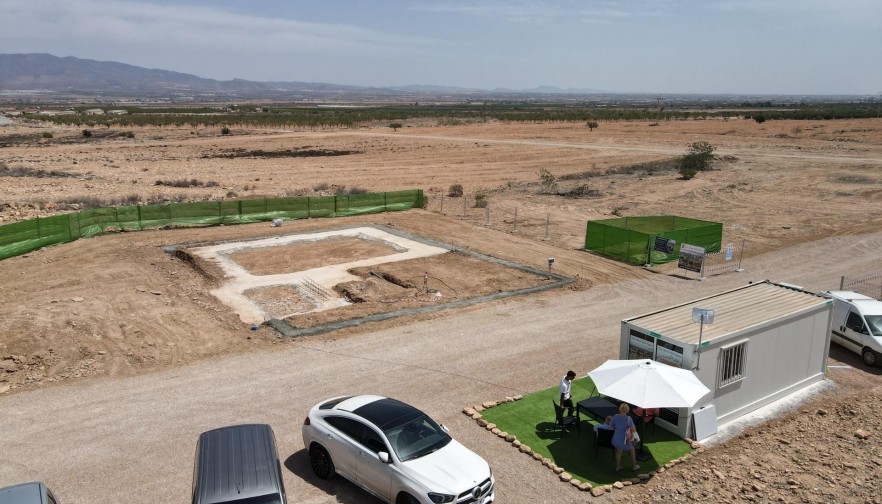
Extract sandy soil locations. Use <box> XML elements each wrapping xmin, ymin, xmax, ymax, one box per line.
<box><xmin>1</xmin><ymin>117</ymin><xmax>881</xmax><ymax>502</ymax></box>
<box><xmin>226</xmin><ymin>236</ymin><xmax>403</xmax><ymax>275</ymax></box>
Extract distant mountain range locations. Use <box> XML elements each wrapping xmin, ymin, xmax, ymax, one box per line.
<box><xmin>0</xmin><ymin>53</ymin><xmax>606</xmax><ymax>100</ymax></box>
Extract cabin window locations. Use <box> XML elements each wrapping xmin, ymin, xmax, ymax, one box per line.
<box><xmin>628</xmin><ymin>329</ymin><xmax>654</xmax><ymax>360</ymax></box>
<box><xmin>718</xmin><ymin>340</ymin><xmax>747</xmax><ymax>388</ymax></box>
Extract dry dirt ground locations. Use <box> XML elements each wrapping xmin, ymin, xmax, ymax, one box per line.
<box><xmin>1</xmin><ymin>117</ymin><xmax>881</xmax><ymax>502</ymax></box>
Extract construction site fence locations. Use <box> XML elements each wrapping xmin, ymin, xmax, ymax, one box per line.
<box><xmin>0</xmin><ymin>190</ymin><xmax>424</xmax><ymax>261</ymax></box>
<box><xmin>585</xmin><ymin>215</ymin><xmax>723</xmax><ymax>266</ymax></box>
<box><xmin>840</xmin><ymin>274</ymin><xmax>882</xmax><ymax>300</ymax></box>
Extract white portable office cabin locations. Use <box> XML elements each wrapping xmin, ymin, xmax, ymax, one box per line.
<box><xmin>619</xmin><ymin>281</ymin><xmax>833</xmax><ymax>440</ymax></box>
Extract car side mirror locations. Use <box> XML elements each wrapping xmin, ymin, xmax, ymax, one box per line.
<box><xmin>378</xmin><ymin>451</ymin><xmax>390</xmax><ymax>464</ymax></box>
<box><xmin>440</xmin><ymin>424</ymin><xmax>450</xmax><ymax>434</ymax></box>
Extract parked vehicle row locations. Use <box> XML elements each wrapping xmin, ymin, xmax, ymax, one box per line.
<box><xmin>1</xmin><ymin>396</ymin><xmax>493</xmax><ymax>504</ymax></box>
<box><xmin>186</xmin><ymin>396</ymin><xmax>493</xmax><ymax>504</ymax></box>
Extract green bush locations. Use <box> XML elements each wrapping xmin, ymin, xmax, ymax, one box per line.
<box><xmin>221</xmin><ymin>127</ymin><xmax>231</xmax><ymax>135</ymax></box>
<box><xmin>474</xmin><ymin>191</ymin><xmax>488</xmax><ymax>208</ymax></box>
<box><xmin>679</xmin><ymin>141</ymin><xmax>715</xmax><ymax>179</ymax></box>
<box><xmin>448</xmin><ymin>184</ymin><xmax>463</xmax><ymax>197</ymax></box>
<box><xmin>41</xmin><ymin>131</ymin><xmax>53</xmax><ymax>139</ymax></box>
<box><xmin>679</xmin><ymin>165</ymin><xmax>698</xmax><ymax>180</ymax></box>
<box><xmin>82</xmin><ymin>129</ymin><xmax>92</xmax><ymax>137</ymax></box>
<box><xmin>538</xmin><ymin>168</ymin><xmax>558</xmax><ymax>193</ymax></box>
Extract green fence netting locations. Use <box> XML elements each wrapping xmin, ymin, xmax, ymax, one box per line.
<box><xmin>585</xmin><ymin>215</ymin><xmax>722</xmax><ymax>265</ymax></box>
<box><xmin>0</xmin><ymin>190</ymin><xmax>424</xmax><ymax>261</ymax></box>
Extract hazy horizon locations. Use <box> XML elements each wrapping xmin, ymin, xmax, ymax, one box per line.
<box><xmin>2</xmin><ymin>0</ymin><xmax>881</xmax><ymax>96</ymax></box>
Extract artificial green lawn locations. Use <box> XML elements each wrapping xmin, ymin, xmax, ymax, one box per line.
<box><xmin>480</xmin><ymin>377</ymin><xmax>693</xmax><ymax>485</ymax></box>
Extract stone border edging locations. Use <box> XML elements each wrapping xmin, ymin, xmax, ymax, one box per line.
<box><xmin>463</xmin><ymin>396</ymin><xmax>703</xmax><ymax>497</ymax></box>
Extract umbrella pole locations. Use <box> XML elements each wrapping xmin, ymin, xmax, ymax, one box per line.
<box><xmin>636</xmin><ymin>413</ymin><xmax>651</xmax><ymax>461</ymax></box>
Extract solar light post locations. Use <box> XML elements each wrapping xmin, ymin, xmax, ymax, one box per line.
<box><xmin>692</xmin><ymin>308</ymin><xmax>715</xmax><ymax>370</ymax></box>
<box><xmin>547</xmin><ymin>257</ymin><xmax>554</xmax><ymax>277</ymax></box>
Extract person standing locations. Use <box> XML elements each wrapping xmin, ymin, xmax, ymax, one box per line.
<box><xmin>611</xmin><ymin>403</ymin><xmax>639</xmax><ymax>472</ymax></box>
<box><xmin>559</xmin><ymin>370</ymin><xmax>577</xmax><ymax>417</ymax></box>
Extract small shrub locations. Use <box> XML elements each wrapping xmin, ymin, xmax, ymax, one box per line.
<box><xmin>221</xmin><ymin>127</ymin><xmax>231</xmax><ymax>135</ymax></box>
<box><xmin>82</xmin><ymin>129</ymin><xmax>92</xmax><ymax>137</ymax></box>
<box><xmin>835</xmin><ymin>174</ymin><xmax>873</xmax><ymax>184</ymax></box>
<box><xmin>389</xmin><ymin>122</ymin><xmax>403</xmax><ymax>131</ymax></box>
<box><xmin>448</xmin><ymin>184</ymin><xmax>464</xmax><ymax>197</ymax></box>
<box><xmin>586</xmin><ymin>120</ymin><xmax>598</xmax><ymax>131</ymax></box>
<box><xmin>473</xmin><ymin>191</ymin><xmax>488</xmax><ymax>208</ymax></box>
<box><xmin>679</xmin><ymin>165</ymin><xmax>698</xmax><ymax>180</ymax></box>
<box><xmin>42</xmin><ymin>131</ymin><xmax>53</xmax><ymax>139</ymax></box>
<box><xmin>154</xmin><ymin>178</ymin><xmax>216</xmax><ymax>188</ymax></box>
<box><xmin>55</xmin><ymin>193</ymin><xmax>141</xmax><ymax>209</ymax></box>
<box><xmin>333</xmin><ymin>186</ymin><xmax>368</xmax><ymax>196</ymax></box>
<box><xmin>0</xmin><ymin>165</ymin><xmax>76</xmax><ymax>178</ymax></box>
<box><xmin>753</xmin><ymin>114</ymin><xmax>766</xmax><ymax>124</ymax></box>
<box><xmin>121</xmin><ymin>194</ymin><xmax>141</xmax><ymax>205</ymax></box>
<box><xmin>538</xmin><ymin>168</ymin><xmax>558</xmax><ymax>193</ymax></box>
<box><xmin>562</xmin><ymin>184</ymin><xmax>602</xmax><ymax>198</ymax></box>
<box><xmin>312</xmin><ymin>182</ymin><xmax>330</xmax><ymax>191</ymax></box>
<box><xmin>226</xmin><ymin>190</ymin><xmax>238</xmax><ymax>198</ymax></box>
<box><xmin>611</xmin><ymin>206</ymin><xmax>625</xmax><ymax>217</ymax></box>
<box><xmin>679</xmin><ymin>141</ymin><xmax>715</xmax><ymax>179</ymax></box>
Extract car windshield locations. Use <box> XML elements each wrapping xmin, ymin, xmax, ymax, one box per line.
<box><xmin>868</xmin><ymin>315</ymin><xmax>882</xmax><ymax>336</ymax></box>
<box><xmin>384</xmin><ymin>414</ymin><xmax>451</xmax><ymax>462</ymax></box>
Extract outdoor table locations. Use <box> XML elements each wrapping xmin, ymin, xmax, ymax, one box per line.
<box><xmin>577</xmin><ymin>396</ymin><xmax>619</xmax><ymax>422</ymax></box>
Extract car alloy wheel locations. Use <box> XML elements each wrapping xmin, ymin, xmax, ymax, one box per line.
<box><xmin>310</xmin><ymin>445</ymin><xmax>335</xmax><ymax>479</ymax></box>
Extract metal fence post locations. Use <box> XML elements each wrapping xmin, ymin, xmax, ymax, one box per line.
<box><xmin>544</xmin><ymin>213</ymin><xmax>550</xmax><ymax>240</ymax></box>
<box><xmin>840</xmin><ymin>275</ymin><xmax>845</xmax><ymax>290</ymax></box>
<box><xmin>512</xmin><ymin>208</ymin><xmax>518</xmax><ymax>233</ymax></box>
<box><xmin>736</xmin><ymin>239</ymin><xmax>745</xmax><ymax>272</ymax></box>
<box><xmin>462</xmin><ymin>195</ymin><xmax>467</xmax><ymax>219</ymax></box>
<box><xmin>440</xmin><ymin>194</ymin><xmax>444</xmax><ymax>213</ymax></box>
<box><xmin>485</xmin><ymin>206</ymin><xmax>490</xmax><ymax>226</ymax></box>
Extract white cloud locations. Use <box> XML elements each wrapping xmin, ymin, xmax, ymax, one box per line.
<box><xmin>410</xmin><ymin>0</ymin><xmax>671</xmax><ymax>25</ymax></box>
<box><xmin>708</xmin><ymin>0</ymin><xmax>882</xmax><ymax>25</ymax></box>
<box><xmin>1</xmin><ymin>0</ymin><xmax>438</xmax><ymax>59</ymax></box>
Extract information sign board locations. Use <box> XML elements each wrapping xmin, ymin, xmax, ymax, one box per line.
<box><xmin>678</xmin><ymin>243</ymin><xmax>706</xmax><ymax>273</ymax></box>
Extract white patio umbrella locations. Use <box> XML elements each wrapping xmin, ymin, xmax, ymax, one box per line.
<box><xmin>587</xmin><ymin>359</ymin><xmax>710</xmax><ymax>408</ymax></box>
<box><xmin>587</xmin><ymin>359</ymin><xmax>710</xmax><ymax>460</ymax></box>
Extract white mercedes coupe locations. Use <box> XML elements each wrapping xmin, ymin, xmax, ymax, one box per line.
<box><xmin>302</xmin><ymin>395</ymin><xmax>494</xmax><ymax>504</ymax></box>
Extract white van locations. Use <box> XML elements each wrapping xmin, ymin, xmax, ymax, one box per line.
<box><xmin>822</xmin><ymin>291</ymin><xmax>882</xmax><ymax>366</ymax></box>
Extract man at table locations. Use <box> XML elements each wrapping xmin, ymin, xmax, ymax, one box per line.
<box><xmin>559</xmin><ymin>370</ymin><xmax>577</xmax><ymax>417</ymax></box>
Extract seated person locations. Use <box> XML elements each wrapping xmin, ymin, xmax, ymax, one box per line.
<box><xmin>594</xmin><ymin>415</ymin><xmax>613</xmax><ymax>432</ymax></box>
<box><xmin>632</xmin><ymin>407</ymin><xmax>659</xmax><ymax>419</ymax></box>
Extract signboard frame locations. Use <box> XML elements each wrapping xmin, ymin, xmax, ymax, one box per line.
<box><xmin>678</xmin><ymin>243</ymin><xmax>706</xmax><ymax>273</ymax></box>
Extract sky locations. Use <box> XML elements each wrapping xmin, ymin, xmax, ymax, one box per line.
<box><xmin>1</xmin><ymin>0</ymin><xmax>881</xmax><ymax>95</ymax></box>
